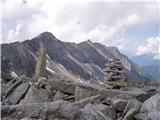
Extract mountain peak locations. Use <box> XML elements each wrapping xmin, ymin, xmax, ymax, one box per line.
<box><xmin>39</xmin><ymin>32</ymin><xmax>55</xmax><ymax>38</ymax></box>
<box><xmin>79</xmin><ymin>39</ymin><xmax>93</xmax><ymax>45</ymax></box>
<box><xmin>86</xmin><ymin>39</ymin><xmax>92</xmax><ymax>43</ymax></box>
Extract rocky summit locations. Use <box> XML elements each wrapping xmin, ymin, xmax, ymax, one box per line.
<box><xmin>1</xmin><ymin>32</ymin><xmax>160</xmax><ymax>120</ymax></box>
<box><xmin>1</xmin><ymin>76</ymin><xmax>160</xmax><ymax>120</ymax></box>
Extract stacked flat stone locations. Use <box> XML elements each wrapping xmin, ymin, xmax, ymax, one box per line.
<box><xmin>103</xmin><ymin>59</ymin><xmax>126</xmax><ymax>87</ymax></box>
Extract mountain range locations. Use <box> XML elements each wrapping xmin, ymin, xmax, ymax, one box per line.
<box><xmin>1</xmin><ymin>32</ymin><xmax>154</xmax><ymax>83</ymax></box>
<box><xmin>130</xmin><ymin>54</ymin><xmax>160</xmax><ymax>82</ymax></box>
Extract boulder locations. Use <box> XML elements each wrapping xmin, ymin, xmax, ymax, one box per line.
<box><xmin>94</xmin><ymin>104</ymin><xmax>116</xmax><ymax>120</ymax></box>
<box><xmin>59</xmin><ymin>104</ymin><xmax>81</xmax><ymax>120</ymax></box>
<box><xmin>1</xmin><ymin>71</ymin><xmax>14</xmax><ymax>83</ymax></box>
<box><xmin>49</xmin><ymin>80</ymin><xmax>76</xmax><ymax>94</ymax></box>
<box><xmin>125</xmin><ymin>87</ymin><xmax>150</xmax><ymax>102</ymax></box>
<box><xmin>112</xmin><ymin>98</ymin><xmax>128</xmax><ymax>112</ymax></box>
<box><xmin>134</xmin><ymin>113</ymin><xmax>147</xmax><ymax>120</ymax></box>
<box><xmin>80</xmin><ymin>103</ymin><xmax>112</xmax><ymax>120</ymax></box>
<box><xmin>3</xmin><ymin>80</ymin><xmax>23</xmax><ymax>100</ymax></box>
<box><xmin>75</xmin><ymin>86</ymin><xmax>98</xmax><ymax>101</ymax></box>
<box><xmin>113</xmin><ymin>93</ymin><xmax>133</xmax><ymax>101</ymax></box>
<box><xmin>73</xmin><ymin>95</ymin><xmax>101</xmax><ymax>108</ymax></box>
<box><xmin>140</xmin><ymin>93</ymin><xmax>160</xmax><ymax>113</ymax></box>
<box><xmin>1</xmin><ymin>84</ymin><xmax>10</xmax><ymax>99</ymax></box>
<box><xmin>3</xmin><ymin>83</ymin><xmax>30</xmax><ymax>105</ymax></box>
<box><xmin>1</xmin><ymin>100</ymin><xmax>70</xmax><ymax>120</ymax></box>
<box><xmin>139</xmin><ymin>93</ymin><xmax>160</xmax><ymax>120</ymax></box>
<box><xmin>147</xmin><ymin>111</ymin><xmax>160</xmax><ymax>120</ymax></box>
<box><xmin>54</xmin><ymin>91</ymin><xmax>66</xmax><ymax>101</ymax></box>
<box><xmin>20</xmin><ymin>86</ymin><xmax>49</xmax><ymax>104</ymax></box>
<box><xmin>134</xmin><ymin>111</ymin><xmax>160</xmax><ymax>120</ymax></box>
<box><xmin>121</xmin><ymin>99</ymin><xmax>142</xmax><ymax>120</ymax></box>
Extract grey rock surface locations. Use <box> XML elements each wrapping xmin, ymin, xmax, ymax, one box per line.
<box><xmin>54</xmin><ymin>91</ymin><xmax>66</xmax><ymax>101</ymax></box>
<box><xmin>94</xmin><ymin>104</ymin><xmax>116</xmax><ymax>120</ymax></box>
<box><xmin>121</xmin><ymin>99</ymin><xmax>142</xmax><ymax>120</ymax></box>
<box><xmin>80</xmin><ymin>103</ymin><xmax>112</xmax><ymax>120</ymax></box>
<box><xmin>20</xmin><ymin>86</ymin><xmax>49</xmax><ymax>104</ymax></box>
<box><xmin>3</xmin><ymin>82</ymin><xmax>30</xmax><ymax>105</ymax></box>
<box><xmin>112</xmin><ymin>98</ymin><xmax>128</xmax><ymax>112</ymax></box>
<box><xmin>140</xmin><ymin>93</ymin><xmax>160</xmax><ymax>113</ymax></box>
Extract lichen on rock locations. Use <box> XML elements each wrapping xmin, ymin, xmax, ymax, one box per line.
<box><xmin>34</xmin><ymin>42</ymin><xmax>46</xmax><ymax>81</ymax></box>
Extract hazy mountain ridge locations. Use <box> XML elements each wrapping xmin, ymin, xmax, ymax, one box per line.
<box><xmin>130</xmin><ymin>54</ymin><xmax>160</xmax><ymax>82</ymax></box>
<box><xmin>130</xmin><ymin>54</ymin><xmax>159</xmax><ymax>67</ymax></box>
<box><xmin>1</xmin><ymin>32</ymin><xmax>154</xmax><ymax>82</ymax></box>
<box><xmin>143</xmin><ymin>63</ymin><xmax>160</xmax><ymax>82</ymax></box>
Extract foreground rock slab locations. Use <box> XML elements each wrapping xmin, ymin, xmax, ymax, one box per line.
<box><xmin>3</xmin><ymin>82</ymin><xmax>30</xmax><ymax>105</ymax></box>
<box><xmin>20</xmin><ymin>86</ymin><xmax>49</xmax><ymax>104</ymax></box>
<box><xmin>80</xmin><ymin>103</ymin><xmax>112</xmax><ymax>120</ymax></box>
<box><xmin>140</xmin><ymin>93</ymin><xmax>160</xmax><ymax>120</ymax></box>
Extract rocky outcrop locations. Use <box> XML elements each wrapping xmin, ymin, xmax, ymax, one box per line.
<box><xmin>20</xmin><ymin>85</ymin><xmax>50</xmax><ymax>104</ymax></box>
<box><xmin>138</xmin><ymin>93</ymin><xmax>160</xmax><ymax>120</ymax></box>
<box><xmin>112</xmin><ymin>98</ymin><xmax>128</xmax><ymax>112</ymax></box>
<box><xmin>3</xmin><ymin>82</ymin><xmax>30</xmax><ymax>105</ymax></box>
<box><xmin>1</xmin><ymin>77</ymin><xmax>160</xmax><ymax>120</ymax></box>
<box><xmin>34</xmin><ymin>42</ymin><xmax>46</xmax><ymax>81</ymax></box>
<box><xmin>120</xmin><ymin>99</ymin><xmax>142</xmax><ymax>120</ymax></box>
<box><xmin>80</xmin><ymin>103</ymin><xmax>112</xmax><ymax>120</ymax></box>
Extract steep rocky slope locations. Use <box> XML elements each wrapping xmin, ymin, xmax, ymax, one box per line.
<box><xmin>1</xmin><ymin>32</ymin><xmax>153</xmax><ymax>82</ymax></box>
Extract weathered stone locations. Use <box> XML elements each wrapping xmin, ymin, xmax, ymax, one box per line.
<box><xmin>49</xmin><ymin>80</ymin><xmax>76</xmax><ymax>94</ymax></box>
<box><xmin>54</xmin><ymin>91</ymin><xmax>66</xmax><ymax>101</ymax></box>
<box><xmin>49</xmin><ymin>79</ymin><xmax>131</xmax><ymax>99</ymax></box>
<box><xmin>1</xmin><ymin>71</ymin><xmax>14</xmax><ymax>83</ymax></box>
<box><xmin>1</xmin><ymin>84</ymin><xmax>10</xmax><ymax>99</ymax></box>
<box><xmin>124</xmin><ymin>87</ymin><xmax>150</xmax><ymax>102</ymax></box>
<box><xmin>134</xmin><ymin>113</ymin><xmax>147</xmax><ymax>120</ymax></box>
<box><xmin>94</xmin><ymin>104</ymin><xmax>116</xmax><ymax>120</ymax></box>
<box><xmin>3</xmin><ymin>79</ymin><xmax>23</xmax><ymax>100</ymax></box>
<box><xmin>121</xmin><ymin>99</ymin><xmax>142</xmax><ymax>120</ymax></box>
<box><xmin>140</xmin><ymin>93</ymin><xmax>160</xmax><ymax>113</ymax></box>
<box><xmin>59</xmin><ymin>104</ymin><xmax>81</xmax><ymax>120</ymax></box>
<box><xmin>73</xmin><ymin>95</ymin><xmax>101</xmax><ymax>108</ymax></box>
<box><xmin>134</xmin><ymin>112</ymin><xmax>160</xmax><ymax>120</ymax></box>
<box><xmin>147</xmin><ymin>111</ymin><xmax>160</xmax><ymax>120</ymax></box>
<box><xmin>3</xmin><ymin>83</ymin><xmax>30</xmax><ymax>105</ymax></box>
<box><xmin>80</xmin><ymin>103</ymin><xmax>112</xmax><ymax>120</ymax></box>
<box><xmin>63</xmin><ymin>95</ymin><xmax>75</xmax><ymax>101</ymax></box>
<box><xmin>113</xmin><ymin>93</ymin><xmax>133</xmax><ymax>101</ymax></box>
<box><xmin>34</xmin><ymin>42</ymin><xmax>46</xmax><ymax>81</ymax></box>
<box><xmin>20</xmin><ymin>86</ymin><xmax>49</xmax><ymax>104</ymax></box>
<box><xmin>75</xmin><ymin>86</ymin><xmax>97</xmax><ymax>101</ymax></box>
<box><xmin>112</xmin><ymin>98</ymin><xmax>128</xmax><ymax>112</ymax></box>
<box><xmin>1</xmin><ymin>100</ymin><xmax>70</xmax><ymax>119</ymax></box>
<box><xmin>77</xmin><ymin>83</ymin><xmax>127</xmax><ymax>99</ymax></box>
<box><xmin>102</xmin><ymin>97</ymin><xmax>112</xmax><ymax>105</ymax></box>
<box><xmin>105</xmin><ymin>81</ymin><xmax>127</xmax><ymax>88</ymax></box>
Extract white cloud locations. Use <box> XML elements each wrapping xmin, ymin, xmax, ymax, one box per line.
<box><xmin>1</xmin><ymin>0</ymin><xmax>159</xmax><ymax>59</ymax></box>
<box><xmin>136</xmin><ymin>37</ymin><xmax>160</xmax><ymax>59</ymax></box>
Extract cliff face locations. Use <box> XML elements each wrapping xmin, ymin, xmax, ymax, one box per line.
<box><xmin>1</xmin><ymin>32</ymin><xmax>153</xmax><ymax>81</ymax></box>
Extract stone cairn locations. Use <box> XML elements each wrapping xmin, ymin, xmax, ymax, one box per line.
<box><xmin>103</xmin><ymin>58</ymin><xmax>127</xmax><ymax>87</ymax></box>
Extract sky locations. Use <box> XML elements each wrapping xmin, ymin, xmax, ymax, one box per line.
<box><xmin>0</xmin><ymin>0</ymin><xmax>160</xmax><ymax>59</ymax></box>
